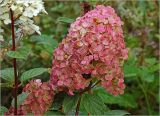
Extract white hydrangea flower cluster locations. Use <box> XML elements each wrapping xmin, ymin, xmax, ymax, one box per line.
<box><xmin>0</xmin><ymin>0</ymin><xmax>47</xmax><ymax>41</ymax></box>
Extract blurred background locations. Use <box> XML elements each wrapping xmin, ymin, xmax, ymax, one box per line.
<box><xmin>1</xmin><ymin>0</ymin><xmax>159</xmax><ymax>115</ymax></box>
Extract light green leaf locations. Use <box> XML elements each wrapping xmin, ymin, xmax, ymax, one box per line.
<box><xmin>57</xmin><ymin>17</ymin><xmax>74</xmax><ymax>23</ymax></box>
<box><xmin>11</xmin><ymin>92</ymin><xmax>28</xmax><ymax>108</ymax></box>
<box><xmin>20</xmin><ymin>68</ymin><xmax>48</xmax><ymax>83</ymax></box>
<box><xmin>0</xmin><ymin>106</ymin><xmax>8</xmax><ymax>115</ymax></box>
<box><xmin>6</xmin><ymin>47</ymin><xmax>31</xmax><ymax>59</ymax></box>
<box><xmin>105</xmin><ymin>110</ymin><xmax>130</xmax><ymax>116</ymax></box>
<box><xmin>63</xmin><ymin>95</ymin><xmax>79</xmax><ymax>113</ymax></box>
<box><xmin>81</xmin><ymin>93</ymin><xmax>107</xmax><ymax>115</ymax></box>
<box><xmin>94</xmin><ymin>87</ymin><xmax>137</xmax><ymax>108</ymax></box>
<box><xmin>1</xmin><ymin>68</ymin><xmax>14</xmax><ymax>82</ymax></box>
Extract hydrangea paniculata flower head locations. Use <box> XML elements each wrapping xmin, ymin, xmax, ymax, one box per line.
<box><xmin>21</xmin><ymin>79</ymin><xmax>54</xmax><ymax>115</ymax></box>
<box><xmin>5</xmin><ymin>79</ymin><xmax>54</xmax><ymax>115</ymax></box>
<box><xmin>50</xmin><ymin>5</ymin><xmax>128</xmax><ymax>96</ymax></box>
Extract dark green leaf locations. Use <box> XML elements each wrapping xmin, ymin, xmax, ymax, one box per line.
<box><xmin>1</xmin><ymin>68</ymin><xmax>14</xmax><ymax>82</ymax></box>
<box><xmin>57</xmin><ymin>17</ymin><xmax>74</xmax><ymax>23</ymax></box>
<box><xmin>51</xmin><ymin>93</ymin><xmax>65</xmax><ymax>110</ymax></box>
<box><xmin>81</xmin><ymin>93</ymin><xmax>107</xmax><ymax>115</ymax></box>
<box><xmin>6</xmin><ymin>47</ymin><xmax>31</xmax><ymax>59</ymax></box>
<box><xmin>11</xmin><ymin>92</ymin><xmax>28</xmax><ymax>108</ymax></box>
<box><xmin>20</xmin><ymin>68</ymin><xmax>48</xmax><ymax>83</ymax></box>
<box><xmin>63</xmin><ymin>95</ymin><xmax>79</xmax><ymax>113</ymax></box>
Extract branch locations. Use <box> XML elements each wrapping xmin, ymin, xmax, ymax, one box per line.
<box><xmin>10</xmin><ymin>9</ymin><xmax>18</xmax><ymax>115</ymax></box>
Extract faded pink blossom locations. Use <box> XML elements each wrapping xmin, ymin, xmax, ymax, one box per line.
<box><xmin>21</xmin><ymin>80</ymin><xmax>54</xmax><ymax>115</ymax></box>
<box><xmin>50</xmin><ymin>5</ymin><xmax>128</xmax><ymax>96</ymax></box>
<box><xmin>5</xmin><ymin>79</ymin><xmax>54</xmax><ymax>115</ymax></box>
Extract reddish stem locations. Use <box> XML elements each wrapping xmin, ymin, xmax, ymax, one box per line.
<box><xmin>10</xmin><ymin>9</ymin><xmax>18</xmax><ymax>115</ymax></box>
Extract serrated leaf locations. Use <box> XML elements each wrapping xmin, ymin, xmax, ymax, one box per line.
<box><xmin>63</xmin><ymin>95</ymin><xmax>79</xmax><ymax>113</ymax></box>
<box><xmin>11</xmin><ymin>92</ymin><xmax>28</xmax><ymax>108</ymax></box>
<box><xmin>0</xmin><ymin>106</ymin><xmax>8</xmax><ymax>115</ymax></box>
<box><xmin>94</xmin><ymin>87</ymin><xmax>137</xmax><ymax>108</ymax></box>
<box><xmin>1</xmin><ymin>68</ymin><xmax>14</xmax><ymax>82</ymax></box>
<box><xmin>81</xmin><ymin>93</ymin><xmax>107</xmax><ymax>115</ymax></box>
<box><xmin>6</xmin><ymin>47</ymin><xmax>31</xmax><ymax>59</ymax></box>
<box><xmin>57</xmin><ymin>17</ymin><xmax>74</xmax><ymax>23</ymax></box>
<box><xmin>20</xmin><ymin>68</ymin><xmax>48</xmax><ymax>83</ymax></box>
<box><xmin>105</xmin><ymin>110</ymin><xmax>130</xmax><ymax>116</ymax></box>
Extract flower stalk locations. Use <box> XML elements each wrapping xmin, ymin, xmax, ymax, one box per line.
<box><xmin>10</xmin><ymin>9</ymin><xmax>18</xmax><ymax>115</ymax></box>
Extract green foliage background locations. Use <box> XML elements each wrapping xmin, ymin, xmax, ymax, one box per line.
<box><xmin>1</xmin><ymin>0</ymin><xmax>159</xmax><ymax>115</ymax></box>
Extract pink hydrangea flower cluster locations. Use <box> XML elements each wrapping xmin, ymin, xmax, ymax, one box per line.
<box><xmin>50</xmin><ymin>5</ymin><xmax>128</xmax><ymax>96</ymax></box>
<box><xmin>5</xmin><ymin>79</ymin><xmax>54</xmax><ymax>115</ymax></box>
<box><xmin>21</xmin><ymin>79</ymin><xmax>54</xmax><ymax>115</ymax></box>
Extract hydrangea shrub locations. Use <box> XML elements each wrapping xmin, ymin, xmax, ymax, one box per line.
<box><xmin>3</xmin><ymin>3</ymin><xmax>128</xmax><ymax>116</ymax></box>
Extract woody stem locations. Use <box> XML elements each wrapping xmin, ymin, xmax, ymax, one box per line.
<box><xmin>10</xmin><ymin>9</ymin><xmax>18</xmax><ymax>115</ymax></box>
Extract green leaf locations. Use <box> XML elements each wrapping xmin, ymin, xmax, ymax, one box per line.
<box><xmin>20</xmin><ymin>68</ymin><xmax>48</xmax><ymax>83</ymax></box>
<box><xmin>30</xmin><ymin>34</ymin><xmax>58</xmax><ymax>54</ymax></box>
<box><xmin>105</xmin><ymin>110</ymin><xmax>130</xmax><ymax>116</ymax></box>
<box><xmin>11</xmin><ymin>92</ymin><xmax>28</xmax><ymax>108</ymax></box>
<box><xmin>51</xmin><ymin>93</ymin><xmax>65</xmax><ymax>110</ymax></box>
<box><xmin>63</xmin><ymin>95</ymin><xmax>79</xmax><ymax>113</ymax></box>
<box><xmin>30</xmin><ymin>34</ymin><xmax>58</xmax><ymax>48</ymax></box>
<box><xmin>149</xmin><ymin>64</ymin><xmax>159</xmax><ymax>73</ymax></box>
<box><xmin>6</xmin><ymin>47</ymin><xmax>31</xmax><ymax>59</ymax></box>
<box><xmin>94</xmin><ymin>87</ymin><xmax>137</xmax><ymax>108</ymax></box>
<box><xmin>1</xmin><ymin>68</ymin><xmax>14</xmax><ymax>82</ymax></box>
<box><xmin>44</xmin><ymin>111</ymin><xmax>64</xmax><ymax>115</ymax></box>
<box><xmin>124</xmin><ymin>63</ymin><xmax>138</xmax><ymax>78</ymax></box>
<box><xmin>0</xmin><ymin>106</ymin><xmax>8</xmax><ymax>115</ymax></box>
<box><xmin>57</xmin><ymin>17</ymin><xmax>74</xmax><ymax>23</ymax></box>
<box><xmin>145</xmin><ymin>58</ymin><xmax>157</xmax><ymax>65</ymax></box>
<box><xmin>81</xmin><ymin>93</ymin><xmax>107</xmax><ymax>115</ymax></box>
<box><xmin>138</xmin><ymin>67</ymin><xmax>155</xmax><ymax>83</ymax></box>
